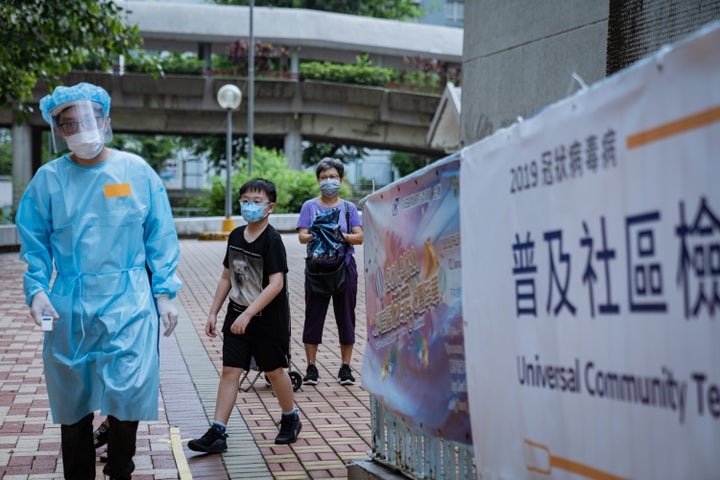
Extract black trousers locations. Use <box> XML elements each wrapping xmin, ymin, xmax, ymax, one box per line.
<box><xmin>61</xmin><ymin>413</ymin><xmax>138</xmax><ymax>480</ymax></box>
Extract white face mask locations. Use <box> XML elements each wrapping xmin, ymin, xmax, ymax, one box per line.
<box><xmin>65</xmin><ymin>129</ymin><xmax>105</xmax><ymax>159</ymax></box>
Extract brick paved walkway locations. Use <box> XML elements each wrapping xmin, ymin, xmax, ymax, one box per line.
<box><xmin>0</xmin><ymin>235</ymin><xmax>371</xmax><ymax>479</ymax></box>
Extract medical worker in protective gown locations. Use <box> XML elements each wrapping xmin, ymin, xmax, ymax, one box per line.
<box><xmin>15</xmin><ymin>82</ymin><xmax>182</xmax><ymax>480</ymax></box>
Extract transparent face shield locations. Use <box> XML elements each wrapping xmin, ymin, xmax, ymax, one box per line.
<box><xmin>49</xmin><ymin>100</ymin><xmax>113</xmax><ymax>157</ymax></box>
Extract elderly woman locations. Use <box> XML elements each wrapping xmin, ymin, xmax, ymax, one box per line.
<box><xmin>296</xmin><ymin>157</ymin><xmax>363</xmax><ymax>386</ymax></box>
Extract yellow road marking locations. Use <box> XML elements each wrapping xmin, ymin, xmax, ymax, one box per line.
<box><xmin>627</xmin><ymin>105</ymin><xmax>720</xmax><ymax>149</ymax></box>
<box><xmin>170</xmin><ymin>426</ymin><xmax>193</xmax><ymax>480</ymax></box>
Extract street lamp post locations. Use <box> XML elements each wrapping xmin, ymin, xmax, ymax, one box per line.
<box><xmin>248</xmin><ymin>0</ymin><xmax>255</xmax><ymax>175</ymax></box>
<box><xmin>216</xmin><ymin>84</ymin><xmax>242</xmax><ymax>233</ymax></box>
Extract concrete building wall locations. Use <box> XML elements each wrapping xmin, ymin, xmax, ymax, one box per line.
<box><xmin>461</xmin><ymin>0</ymin><xmax>609</xmax><ymax>145</ymax></box>
<box><xmin>606</xmin><ymin>0</ymin><xmax>720</xmax><ymax>75</ymax></box>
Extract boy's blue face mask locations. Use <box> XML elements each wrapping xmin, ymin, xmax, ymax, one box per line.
<box><xmin>240</xmin><ymin>201</ymin><xmax>267</xmax><ymax>223</ymax></box>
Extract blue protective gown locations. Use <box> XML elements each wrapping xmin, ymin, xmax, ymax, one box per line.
<box><xmin>16</xmin><ymin>151</ymin><xmax>182</xmax><ymax>425</ymax></box>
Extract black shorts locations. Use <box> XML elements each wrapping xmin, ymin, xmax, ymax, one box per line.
<box><xmin>222</xmin><ymin>302</ymin><xmax>289</xmax><ymax>372</ymax></box>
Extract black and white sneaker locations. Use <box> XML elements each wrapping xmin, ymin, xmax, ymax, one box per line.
<box><xmin>93</xmin><ymin>422</ymin><xmax>109</xmax><ymax>449</ymax></box>
<box><xmin>337</xmin><ymin>364</ymin><xmax>355</xmax><ymax>385</ymax></box>
<box><xmin>188</xmin><ymin>424</ymin><xmax>228</xmax><ymax>453</ymax></box>
<box><xmin>303</xmin><ymin>364</ymin><xmax>319</xmax><ymax>385</ymax></box>
<box><xmin>275</xmin><ymin>413</ymin><xmax>302</xmax><ymax>444</ymax></box>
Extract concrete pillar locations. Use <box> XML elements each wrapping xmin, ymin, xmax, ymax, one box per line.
<box><xmin>12</xmin><ymin>121</ymin><xmax>32</xmax><ymax>210</ymax></box>
<box><xmin>198</xmin><ymin>42</ymin><xmax>212</xmax><ymax>75</ymax></box>
<box><xmin>290</xmin><ymin>48</ymin><xmax>300</xmax><ymax>79</ymax></box>
<box><xmin>113</xmin><ymin>54</ymin><xmax>125</xmax><ymax>75</ymax></box>
<box><xmin>284</xmin><ymin>126</ymin><xmax>302</xmax><ymax>170</ymax></box>
<box><xmin>31</xmin><ymin>128</ymin><xmax>43</xmax><ymax>173</ymax></box>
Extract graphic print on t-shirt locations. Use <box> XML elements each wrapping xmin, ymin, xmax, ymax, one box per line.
<box><xmin>228</xmin><ymin>245</ymin><xmax>263</xmax><ymax>311</ymax></box>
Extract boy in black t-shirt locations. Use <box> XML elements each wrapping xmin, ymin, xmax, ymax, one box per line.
<box><xmin>188</xmin><ymin>179</ymin><xmax>301</xmax><ymax>453</ymax></box>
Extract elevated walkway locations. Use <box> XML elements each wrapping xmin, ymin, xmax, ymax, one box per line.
<box><xmin>125</xmin><ymin>1</ymin><xmax>462</xmax><ymax>69</ymax></box>
<box><xmin>1</xmin><ymin>72</ymin><xmax>444</xmax><ymax>155</ymax></box>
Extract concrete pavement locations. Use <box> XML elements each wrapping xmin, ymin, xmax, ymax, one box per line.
<box><xmin>0</xmin><ymin>235</ymin><xmax>371</xmax><ymax>479</ymax></box>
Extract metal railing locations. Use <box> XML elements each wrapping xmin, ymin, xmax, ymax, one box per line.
<box><xmin>369</xmin><ymin>397</ymin><xmax>476</xmax><ymax>479</ymax></box>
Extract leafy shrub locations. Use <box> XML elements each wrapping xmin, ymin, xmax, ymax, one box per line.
<box><xmin>299</xmin><ymin>54</ymin><xmax>394</xmax><ymax>87</ymax></box>
<box><xmin>159</xmin><ymin>52</ymin><xmax>205</xmax><ymax>75</ymax></box>
<box><xmin>201</xmin><ymin>146</ymin><xmax>352</xmax><ymax>215</ymax></box>
<box><xmin>125</xmin><ymin>51</ymin><xmax>204</xmax><ymax>76</ymax></box>
<box><xmin>71</xmin><ymin>47</ymin><xmax>455</xmax><ymax>93</ymax></box>
<box><xmin>71</xmin><ymin>49</ymin><xmax>108</xmax><ymax>71</ymax></box>
<box><xmin>0</xmin><ymin>207</ymin><xmax>9</xmax><ymax>225</ymax></box>
<box><xmin>211</xmin><ymin>53</ymin><xmax>237</xmax><ymax>72</ymax></box>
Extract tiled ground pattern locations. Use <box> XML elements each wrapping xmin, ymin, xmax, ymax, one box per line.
<box><xmin>0</xmin><ymin>234</ymin><xmax>371</xmax><ymax>479</ymax></box>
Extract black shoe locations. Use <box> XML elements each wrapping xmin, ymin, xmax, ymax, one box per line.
<box><xmin>188</xmin><ymin>424</ymin><xmax>228</xmax><ymax>453</ymax></box>
<box><xmin>275</xmin><ymin>413</ymin><xmax>302</xmax><ymax>445</ymax></box>
<box><xmin>303</xmin><ymin>364</ymin><xmax>319</xmax><ymax>385</ymax></box>
<box><xmin>338</xmin><ymin>364</ymin><xmax>355</xmax><ymax>385</ymax></box>
<box><xmin>94</xmin><ymin>422</ymin><xmax>109</xmax><ymax>449</ymax></box>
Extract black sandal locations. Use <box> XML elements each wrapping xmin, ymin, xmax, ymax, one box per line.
<box><xmin>94</xmin><ymin>423</ymin><xmax>109</xmax><ymax>448</ymax></box>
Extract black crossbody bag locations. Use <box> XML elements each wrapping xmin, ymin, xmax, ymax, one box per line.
<box><xmin>305</xmin><ymin>201</ymin><xmax>350</xmax><ymax>297</ymax></box>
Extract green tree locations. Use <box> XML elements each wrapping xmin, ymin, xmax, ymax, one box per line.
<box><xmin>176</xmin><ymin>135</ymin><xmax>247</xmax><ymax>174</ymax></box>
<box><xmin>108</xmin><ymin>134</ymin><xmax>183</xmax><ymax>172</ymax></box>
<box><xmin>0</xmin><ymin>129</ymin><xmax>11</xmax><ymax>176</ymax></box>
<box><xmin>390</xmin><ymin>151</ymin><xmax>438</xmax><ymax>178</ymax></box>
<box><xmin>202</xmin><ymin>146</ymin><xmax>350</xmax><ymax>214</ymax></box>
<box><xmin>0</xmin><ymin>129</ymin><xmax>13</xmax><ymax>224</ymax></box>
<box><xmin>302</xmin><ymin>143</ymin><xmax>366</xmax><ymax>168</ymax></box>
<box><xmin>0</xmin><ymin>0</ymin><xmax>141</xmax><ymax>116</ymax></box>
<box><xmin>210</xmin><ymin>0</ymin><xmax>422</xmax><ymax>20</ymax></box>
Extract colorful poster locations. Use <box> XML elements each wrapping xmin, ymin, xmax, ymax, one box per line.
<box><xmin>461</xmin><ymin>24</ymin><xmax>720</xmax><ymax>479</ymax></box>
<box><xmin>361</xmin><ymin>155</ymin><xmax>471</xmax><ymax>444</ymax></box>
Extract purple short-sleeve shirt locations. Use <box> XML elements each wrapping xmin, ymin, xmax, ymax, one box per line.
<box><xmin>297</xmin><ymin>198</ymin><xmax>362</xmax><ymax>258</ymax></box>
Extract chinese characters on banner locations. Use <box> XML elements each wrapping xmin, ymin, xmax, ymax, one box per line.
<box><xmin>461</xmin><ymin>24</ymin><xmax>720</xmax><ymax>479</ymax></box>
<box><xmin>513</xmin><ymin>198</ymin><xmax>719</xmax><ymax>322</ymax></box>
<box><xmin>362</xmin><ymin>155</ymin><xmax>471</xmax><ymax>444</ymax></box>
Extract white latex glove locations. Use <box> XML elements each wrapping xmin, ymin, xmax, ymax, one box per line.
<box><xmin>30</xmin><ymin>291</ymin><xmax>58</xmax><ymax>327</ymax></box>
<box><xmin>156</xmin><ymin>296</ymin><xmax>179</xmax><ymax>337</ymax></box>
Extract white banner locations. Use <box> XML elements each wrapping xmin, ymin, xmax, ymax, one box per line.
<box><xmin>461</xmin><ymin>24</ymin><xmax>720</xmax><ymax>480</ymax></box>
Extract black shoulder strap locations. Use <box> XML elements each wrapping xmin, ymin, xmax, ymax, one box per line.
<box><xmin>342</xmin><ymin>201</ymin><xmax>351</xmax><ymax>258</ymax></box>
<box><xmin>344</xmin><ymin>201</ymin><xmax>350</xmax><ymax>233</ymax></box>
